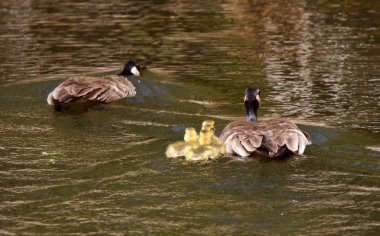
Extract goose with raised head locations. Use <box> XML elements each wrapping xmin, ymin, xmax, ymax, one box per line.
<box><xmin>47</xmin><ymin>61</ymin><xmax>142</xmax><ymax>111</ymax></box>
<box><xmin>219</xmin><ymin>87</ymin><xmax>311</xmax><ymax>159</ymax></box>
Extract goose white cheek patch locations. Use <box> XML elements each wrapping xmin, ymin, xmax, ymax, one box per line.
<box><xmin>131</xmin><ymin>66</ymin><xmax>140</xmax><ymax>76</ymax></box>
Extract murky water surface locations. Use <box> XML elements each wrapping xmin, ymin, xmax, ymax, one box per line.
<box><xmin>1</xmin><ymin>0</ymin><xmax>379</xmax><ymax>235</ymax></box>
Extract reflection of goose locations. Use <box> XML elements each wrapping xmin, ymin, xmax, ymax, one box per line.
<box><xmin>166</xmin><ymin>127</ymin><xmax>197</xmax><ymax>158</ymax></box>
<box><xmin>220</xmin><ymin>88</ymin><xmax>311</xmax><ymax>158</ymax></box>
<box><xmin>47</xmin><ymin>61</ymin><xmax>141</xmax><ymax>111</ymax></box>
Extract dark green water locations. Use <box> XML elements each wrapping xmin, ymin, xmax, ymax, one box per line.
<box><xmin>1</xmin><ymin>0</ymin><xmax>379</xmax><ymax>235</ymax></box>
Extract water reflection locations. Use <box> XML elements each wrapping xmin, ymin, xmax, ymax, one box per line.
<box><xmin>223</xmin><ymin>0</ymin><xmax>380</xmax><ymax>131</ymax></box>
<box><xmin>0</xmin><ymin>0</ymin><xmax>379</xmax><ymax>235</ymax></box>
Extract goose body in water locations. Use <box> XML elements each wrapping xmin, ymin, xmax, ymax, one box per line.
<box><xmin>220</xmin><ymin>87</ymin><xmax>311</xmax><ymax>158</ymax></box>
<box><xmin>47</xmin><ymin>61</ymin><xmax>141</xmax><ymax>111</ymax></box>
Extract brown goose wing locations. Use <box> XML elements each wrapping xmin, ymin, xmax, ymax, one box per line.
<box><xmin>220</xmin><ymin>119</ymin><xmax>311</xmax><ymax>158</ymax></box>
<box><xmin>47</xmin><ymin>76</ymin><xmax>136</xmax><ymax>105</ymax></box>
<box><xmin>268</xmin><ymin>119</ymin><xmax>311</xmax><ymax>155</ymax></box>
<box><xmin>83</xmin><ymin>76</ymin><xmax>136</xmax><ymax>103</ymax></box>
<box><xmin>220</xmin><ymin>121</ymin><xmax>266</xmax><ymax>157</ymax></box>
<box><xmin>255</xmin><ymin>118</ymin><xmax>311</xmax><ymax>157</ymax></box>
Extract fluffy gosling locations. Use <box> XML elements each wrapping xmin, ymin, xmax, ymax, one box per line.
<box><xmin>165</xmin><ymin>127</ymin><xmax>197</xmax><ymax>158</ymax></box>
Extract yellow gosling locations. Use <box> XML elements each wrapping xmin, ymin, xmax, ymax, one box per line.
<box><xmin>185</xmin><ymin>130</ymin><xmax>223</xmax><ymax>161</ymax></box>
<box><xmin>198</xmin><ymin>130</ymin><xmax>213</xmax><ymax>145</ymax></box>
<box><xmin>184</xmin><ymin>127</ymin><xmax>197</xmax><ymax>142</ymax></box>
<box><xmin>165</xmin><ymin>121</ymin><xmax>226</xmax><ymax>161</ymax></box>
<box><xmin>201</xmin><ymin>120</ymin><xmax>215</xmax><ymax>132</ymax></box>
<box><xmin>185</xmin><ymin>146</ymin><xmax>219</xmax><ymax>162</ymax></box>
<box><xmin>211</xmin><ymin>138</ymin><xmax>227</xmax><ymax>157</ymax></box>
<box><xmin>165</xmin><ymin>142</ymin><xmax>192</xmax><ymax>158</ymax></box>
<box><xmin>201</xmin><ymin>120</ymin><xmax>226</xmax><ymax>155</ymax></box>
<box><xmin>200</xmin><ymin>120</ymin><xmax>223</xmax><ymax>146</ymax></box>
<box><xmin>165</xmin><ymin>127</ymin><xmax>198</xmax><ymax>158</ymax></box>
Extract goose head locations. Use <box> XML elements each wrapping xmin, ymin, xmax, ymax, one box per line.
<box><xmin>244</xmin><ymin>87</ymin><xmax>261</xmax><ymax>122</ymax></box>
<box><xmin>119</xmin><ymin>60</ymin><xmax>142</xmax><ymax>76</ymax></box>
<box><xmin>184</xmin><ymin>127</ymin><xmax>197</xmax><ymax>142</ymax></box>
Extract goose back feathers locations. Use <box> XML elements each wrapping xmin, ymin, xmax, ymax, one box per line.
<box><xmin>220</xmin><ymin>118</ymin><xmax>311</xmax><ymax>158</ymax></box>
<box><xmin>47</xmin><ymin>75</ymin><xmax>136</xmax><ymax>106</ymax></box>
<box><xmin>220</xmin><ymin>87</ymin><xmax>311</xmax><ymax>158</ymax></box>
<box><xmin>47</xmin><ymin>60</ymin><xmax>141</xmax><ymax>110</ymax></box>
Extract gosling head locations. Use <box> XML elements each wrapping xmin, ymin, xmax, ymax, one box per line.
<box><xmin>118</xmin><ymin>60</ymin><xmax>142</xmax><ymax>76</ymax></box>
<box><xmin>199</xmin><ymin>130</ymin><xmax>213</xmax><ymax>146</ymax></box>
<box><xmin>201</xmin><ymin>120</ymin><xmax>215</xmax><ymax>132</ymax></box>
<box><xmin>244</xmin><ymin>87</ymin><xmax>261</xmax><ymax>122</ymax></box>
<box><xmin>184</xmin><ymin>127</ymin><xmax>197</xmax><ymax>142</ymax></box>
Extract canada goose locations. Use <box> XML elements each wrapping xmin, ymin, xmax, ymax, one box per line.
<box><xmin>166</xmin><ymin>127</ymin><xmax>198</xmax><ymax>158</ymax></box>
<box><xmin>47</xmin><ymin>61</ymin><xmax>142</xmax><ymax>111</ymax></box>
<box><xmin>219</xmin><ymin>87</ymin><xmax>311</xmax><ymax>158</ymax></box>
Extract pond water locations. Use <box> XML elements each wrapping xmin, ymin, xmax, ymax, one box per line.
<box><xmin>1</xmin><ymin>0</ymin><xmax>379</xmax><ymax>235</ymax></box>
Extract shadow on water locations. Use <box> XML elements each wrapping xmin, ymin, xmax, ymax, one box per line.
<box><xmin>0</xmin><ymin>0</ymin><xmax>379</xmax><ymax>235</ymax></box>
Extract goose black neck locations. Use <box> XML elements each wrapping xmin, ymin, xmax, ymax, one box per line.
<box><xmin>118</xmin><ymin>69</ymin><xmax>132</xmax><ymax>76</ymax></box>
<box><xmin>245</xmin><ymin>100</ymin><xmax>259</xmax><ymax>122</ymax></box>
